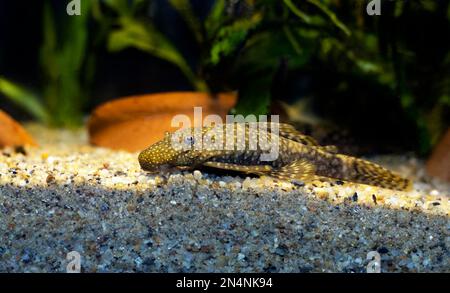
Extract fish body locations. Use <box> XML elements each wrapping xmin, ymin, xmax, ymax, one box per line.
<box><xmin>138</xmin><ymin>123</ymin><xmax>412</xmax><ymax>191</ymax></box>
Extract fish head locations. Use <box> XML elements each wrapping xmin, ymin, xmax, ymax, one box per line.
<box><xmin>138</xmin><ymin>126</ymin><xmax>219</xmax><ymax>171</ymax></box>
<box><xmin>138</xmin><ymin>131</ymin><xmax>182</xmax><ymax>171</ymax></box>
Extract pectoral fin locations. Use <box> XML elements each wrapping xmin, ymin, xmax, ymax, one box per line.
<box><xmin>267</xmin><ymin>159</ymin><xmax>316</xmax><ymax>182</ymax></box>
<box><xmin>202</xmin><ymin>161</ymin><xmax>273</xmax><ymax>174</ymax></box>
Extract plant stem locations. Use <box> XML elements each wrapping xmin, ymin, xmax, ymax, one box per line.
<box><xmin>177</xmin><ymin>62</ymin><xmax>210</xmax><ymax>93</ymax></box>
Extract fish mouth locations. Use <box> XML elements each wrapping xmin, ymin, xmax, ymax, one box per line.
<box><xmin>139</xmin><ymin>161</ymin><xmax>172</xmax><ymax>172</ymax></box>
<box><xmin>175</xmin><ymin>166</ymin><xmax>192</xmax><ymax>171</ymax></box>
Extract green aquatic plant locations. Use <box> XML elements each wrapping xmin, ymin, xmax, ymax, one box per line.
<box><xmin>301</xmin><ymin>0</ymin><xmax>450</xmax><ymax>154</ymax></box>
<box><xmin>228</xmin><ymin>0</ymin><xmax>351</xmax><ymax>116</ymax></box>
<box><xmin>103</xmin><ymin>0</ymin><xmax>209</xmax><ymax>92</ymax></box>
<box><xmin>0</xmin><ymin>78</ymin><xmax>50</xmax><ymax>123</ymax></box>
<box><xmin>223</xmin><ymin>0</ymin><xmax>448</xmax><ymax>154</ymax></box>
<box><xmin>101</xmin><ymin>0</ymin><xmax>264</xmax><ymax>94</ymax></box>
<box><xmin>0</xmin><ymin>0</ymin><xmax>93</xmax><ymax>127</ymax></box>
<box><xmin>100</xmin><ymin>0</ymin><xmax>351</xmax><ymax>116</ymax></box>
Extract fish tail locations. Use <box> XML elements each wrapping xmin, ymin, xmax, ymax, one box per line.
<box><xmin>339</xmin><ymin>155</ymin><xmax>412</xmax><ymax>191</ymax></box>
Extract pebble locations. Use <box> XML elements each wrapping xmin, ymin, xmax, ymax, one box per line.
<box><xmin>378</xmin><ymin>247</ymin><xmax>389</xmax><ymax>254</ymax></box>
<box><xmin>134</xmin><ymin>257</ymin><xmax>143</xmax><ymax>267</ymax></box>
<box><xmin>242</xmin><ymin>178</ymin><xmax>253</xmax><ymax>190</ymax></box>
<box><xmin>292</xmin><ymin>180</ymin><xmax>305</xmax><ymax>187</ymax></box>
<box><xmin>193</xmin><ymin>170</ymin><xmax>202</xmax><ymax>181</ymax></box>
<box><xmin>46</xmin><ymin>156</ymin><xmax>57</xmax><ymax>164</ymax></box>
<box><xmin>430</xmin><ymin>190</ymin><xmax>439</xmax><ymax>196</ymax></box>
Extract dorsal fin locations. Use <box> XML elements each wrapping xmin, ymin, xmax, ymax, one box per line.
<box><xmin>240</xmin><ymin>122</ymin><xmax>339</xmax><ymax>153</ymax></box>
<box><xmin>273</xmin><ymin>123</ymin><xmax>339</xmax><ymax>153</ymax></box>
<box><xmin>276</xmin><ymin>123</ymin><xmax>320</xmax><ymax>146</ymax></box>
<box><xmin>319</xmin><ymin>145</ymin><xmax>339</xmax><ymax>154</ymax></box>
<box><xmin>238</xmin><ymin>122</ymin><xmax>318</xmax><ymax>146</ymax></box>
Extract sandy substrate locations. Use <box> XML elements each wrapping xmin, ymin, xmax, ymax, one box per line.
<box><xmin>0</xmin><ymin>124</ymin><xmax>448</xmax><ymax>272</ymax></box>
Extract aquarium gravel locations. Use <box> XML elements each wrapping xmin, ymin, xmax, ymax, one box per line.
<box><xmin>0</xmin><ymin>124</ymin><xmax>448</xmax><ymax>272</ymax></box>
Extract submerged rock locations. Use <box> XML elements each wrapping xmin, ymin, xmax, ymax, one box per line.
<box><xmin>0</xmin><ymin>109</ymin><xmax>36</xmax><ymax>148</ymax></box>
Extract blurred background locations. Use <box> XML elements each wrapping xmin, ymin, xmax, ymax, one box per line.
<box><xmin>0</xmin><ymin>0</ymin><xmax>449</xmax><ymax>156</ymax></box>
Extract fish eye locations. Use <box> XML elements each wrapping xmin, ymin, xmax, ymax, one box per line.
<box><xmin>184</xmin><ymin>136</ymin><xmax>195</xmax><ymax>146</ymax></box>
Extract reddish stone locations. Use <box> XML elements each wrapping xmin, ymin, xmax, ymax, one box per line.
<box><xmin>0</xmin><ymin>109</ymin><xmax>37</xmax><ymax>148</ymax></box>
<box><xmin>88</xmin><ymin>92</ymin><xmax>237</xmax><ymax>152</ymax></box>
<box><xmin>426</xmin><ymin>128</ymin><xmax>450</xmax><ymax>182</ymax></box>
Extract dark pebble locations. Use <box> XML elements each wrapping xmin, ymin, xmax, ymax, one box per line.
<box><xmin>101</xmin><ymin>204</ymin><xmax>109</xmax><ymax>212</ymax></box>
<box><xmin>147</xmin><ymin>227</ymin><xmax>154</xmax><ymax>238</ymax></box>
<box><xmin>14</xmin><ymin>146</ymin><xmax>27</xmax><ymax>155</ymax></box>
<box><xmin>298</xmin><ymin>265</ymin><xmax>313</xmax><ymax>273</ymax></box>
<box><xmin>336</xmin><ymin>180</ymin><xmax>344</xmax><ymax>185</ymax></box>
<box><xmin>114</xmin><ymin>171</ymin><xmax>127</xmax><ymax>176</ymax></box>
<box><xmin>143</xmin><ymin>257</ymin><xmax>155</xmax><ymax>267</ymax></box>
<box><xmin>21</xmin><ymin>250</ymin><xmax>32</xmax><ymax>263</ymax></box>
<box><xmin>46</xmin><ymin>174</ymin><xmax>55</xmax><ymax>184</ymax></box>
<box><xmin>263</xmin><ymin>265</ymin><xmax>277</xmax><ymax>273</ymax></box>
<box><xmin>292</xmin><ymin>180</ymin><xmax>305</xmax><ymax>187</ymax></box>
<box><xmin>274</xmin><ymin>245</ymin><xmax>288</xmax><ymax>257</ymax></box>
<box><xmin>377</xmin><ymin>247</ymin><xmax>389</xmax><ymax>254</ymax></box>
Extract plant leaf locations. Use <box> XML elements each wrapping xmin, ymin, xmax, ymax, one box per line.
<box><xmin>108</xmin><ymin>17</ymin><xmax>208</xmax><ymax>92</ymax></box>
<box><xmin>39</xmin><ymin>0</ymin><xmax>92</xmax><ymax>127</ymax></box>
<box><xmin>209</xmin><ymin>12</ymin><xmax>262</xmax><ymax>65</ymax></box>
<box><xmin>306</xmin><ymin>0</ymin><xmax>351</xmax><ymax>36</ymax></box>
<box><xmin>205</xmin><ymin>0</ymin><xmax>226</xmax><ymax>38</ymax></box>
<box><xmin>283</xmin><ymin>0</ymin><xmax>312</xmax><ymax>23</ymax></box>
<box><xmin>168</xmin><ymin>0</ymin><xmax>203</xmax><ymax>43</ymax></box>
<box><xmin>0</xmin><ymin>77</ymin><xmax>49</xmax><ymax>122</ymax></box>
<box><xmin>235</xmin><ymin>75</ymin><xmax>272</xmax><ymax>116</ymax></box>
<box><xmin>103</xmin><ymin>0</ymin><xmax>132</xmax><ymax>15</ymax></box>
<box><xmin>109</xmin><ymin>17</ymin><xmax>185</xmax><ymax>65</ymax></box>
<box><xmin>235</xmin><ymin>30</ymin><xmax>313</xmax><ymax>78</ymax></box>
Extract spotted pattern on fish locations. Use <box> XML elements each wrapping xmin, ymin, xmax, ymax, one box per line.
<box><xmin>138</xmin><ymin>123</ymin><xmax>412</xmax><ymax>191</ymax></box>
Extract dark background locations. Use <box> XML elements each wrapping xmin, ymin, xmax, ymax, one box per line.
<box><xmin>0</xmin><ymin>0</ymin><xmax>449</xmax><ymax>155</ymax></box>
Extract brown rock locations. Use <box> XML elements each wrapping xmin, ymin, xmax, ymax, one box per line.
<box><xmin>426</xmin><ymin>128</ymin><xmax>450</xmax><ymax>182</ymax></box>
<box><xmin>46</xmin><ymin>174</ymin><xmax>56</xmax><ymax>185</ymax></box>
<box><xmin>88</xmin><ymin>92</ymin><xmax>237</xmax><ymax>152</ymax></box>
<box><xmin>0</xmin><ymin>109</ymin><xmax>36</xmax><ymax>148</ymax></box>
